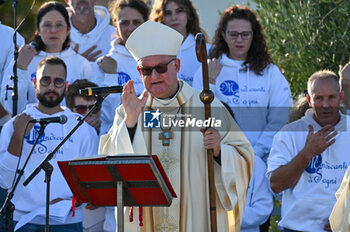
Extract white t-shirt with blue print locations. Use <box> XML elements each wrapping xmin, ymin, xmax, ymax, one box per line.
<box><xmin>267</xmin><ymin>109</ymin><xmax>350</xmax><ymax>231</ymax></box>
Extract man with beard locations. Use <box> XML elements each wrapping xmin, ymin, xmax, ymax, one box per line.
<box><xmin>0</xmin><ymin>56</ymin><xmax>98</xmax><ymax>231</ymax></box>
<box><xmin>267</xmin><ymin>70</ymin><xmax>350</xmax><ymax>232</ymax></box>
<box><xmin>65</xmin><ymin>0</ymin><xmax>116</xmax><ymax>61</ymax></box>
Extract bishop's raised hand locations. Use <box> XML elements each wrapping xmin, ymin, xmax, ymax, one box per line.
<box><xmin>122</xmin><ymin>80</ymin><xmax>148</xmax><ymax>127</ymax></box>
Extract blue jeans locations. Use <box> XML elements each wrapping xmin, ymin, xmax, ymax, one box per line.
<box><xmin>0</xmin><ymin>187</ymin><xmax>10</xmax><ymax>231</ymax></box>
<box><xmin>15</xmin><ymin>222</ymin><xmax>83</xmax><ymax>232</ymax></box>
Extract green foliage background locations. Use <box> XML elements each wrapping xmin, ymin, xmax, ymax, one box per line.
<box><xmin>2</xmin><ymin>0</ymin><xmax>348</xmax><ymax>231</ymax></box>
<box><xmin>253</xmin><ymin>0</ymin><xmax>350</xmax><ymax>97</ymax></box>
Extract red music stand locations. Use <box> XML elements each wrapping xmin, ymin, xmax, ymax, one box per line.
<box><xmin>58</xmin><ymin>155</ymin><xmax>176</xmax><ymax>232</ymax></box>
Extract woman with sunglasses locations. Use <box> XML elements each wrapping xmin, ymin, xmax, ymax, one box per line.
<box><xmin>150</xmin><ymin>0</ymin><xmax>210</xmax><ymax>86</ymax></box>
<box><xmin>97</xmin><ymin>0</ymin><xmax>150</xmax><ymax>133</ymax></box>
<box><xmin>1</xmin><ymin>1</ymin><xmax>93</xmax><ymax>115</ymax></box>
<box><xmin>65</xmin><ymin>78</ymin><xmax>112</xmax><ymax>232</ymax></box>
<box><xmin>193</xmin><ymin>5</ymin><xmax>292</xmax><ymax>232</ymax></box>
<box><xmin>65</xmin><ymin>79</ymin><xmax>102</xmax><ymax>134</ymax></box>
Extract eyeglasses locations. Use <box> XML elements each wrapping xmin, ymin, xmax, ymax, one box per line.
<box><xmin>40</xmin><ymin>76</ymin><xmax>65</xmax><ymax>88</ymax></box>
<box><xmin>118</xmin><ymin>19</ymin><xmax>144</xmax><ymax>28</ymax></box>
<box><xmin>225</xmin><ymin>30</ymin><xmax>253</xmax><ymax>40</ymax></box>
<box><xmin>73</xmin><ymin>104</ymin><xmax>101</xmax><ymax>115</ymax></box>
<box><xmin>41</xmin><ymin>22</ymin><xmax>67</xmax><ymax>32</ymax></box>
<box><xmin>138</xmin><ymin>58</ymin><xmax>176</xmax><ymax>76</ymax></box>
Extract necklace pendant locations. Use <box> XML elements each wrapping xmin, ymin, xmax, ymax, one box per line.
<box><xmin>159</xmin><ymin>129</ymin><xmax>173</xmax><ymax>146</ymax></box>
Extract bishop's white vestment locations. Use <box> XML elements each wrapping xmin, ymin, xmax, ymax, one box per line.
<box><xmin>99</xmin><ymin>81</ymin><xmax>254</xmax><ymax>232</ymax></box>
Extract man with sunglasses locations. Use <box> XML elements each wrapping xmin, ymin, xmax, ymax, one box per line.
<box><xmin>0</xmin><ymin>56</ymin><xmax>98</xmax><ymax>231</ymax></box>
<box><xmin>99</xmin><ymin>20</ymin><xmax>254</xmax><ymax>231</ymax></box>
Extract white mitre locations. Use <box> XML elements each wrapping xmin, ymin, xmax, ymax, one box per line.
<box><xmin>125</xmin><ymin>20</ymin><xmax>184</xmax><ymax>61</ymax></box>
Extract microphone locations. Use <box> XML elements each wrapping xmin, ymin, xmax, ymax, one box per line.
<box><xmin>29</xmin><ymin>115</ymin><xmax>67</xmax><ymax>124</ymax></box>
<box><xmin>79</xmin><ymin>85</ymin><xmax>123</xmax><ymax>96</ymax></box>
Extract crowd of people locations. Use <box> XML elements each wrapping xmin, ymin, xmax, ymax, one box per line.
<box><xmin>0</xmin><ymin>0</ymin><xmax>350</xmax><ymax>232</ymax></box>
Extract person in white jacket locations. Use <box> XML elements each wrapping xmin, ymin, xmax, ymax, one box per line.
<box><xmin>65</xmin><ymin>0</ymin><xmax>116</xmax><ymax>61</ymax></box>
<box><xmin>0</xmin><ymin>56</ymin><xmax>98</xmax><ymax>231</ymax></box>
<box><xmin>241</xmin><ymin>156</ymin><xmax>273</xmax><ymax>232</ymax></box>
<box><xmin>0</xmin><ymin>22</ymin><xmax>25</xmax><ymax>128</ymax></box>
<box><xmin>192</xmin><ymin>5</ymin><xmax>291</xmax><ymax>230</ymax></box>
<box><xmin>0</xmin><ymin>6</ymin><xmax>25</xmax><ymax>232</ymax></box>
<box><xmin>150</xmin><ymin>0</ymin><xmax>210</xmax><ymax>87</ymax></box>
<box><xmin>1</xmin><ymin>1</ymin><xmax>93</xmax><ymax>116</ymax></box>
<box><xmin>193</xmin><ymin>5</ymin><xmax>292</xmax><ymax>162</ymax></box>
<box><xmin>267</xmin><ymin>70</ymin><xmax>349</xmax><ymax>232</ymax></box>
<box><xmin>98</xmin><ymin>0</ymin><xmax>150</xmax><ymax>134</ymax></box>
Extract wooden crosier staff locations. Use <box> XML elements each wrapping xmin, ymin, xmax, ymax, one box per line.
<box><xmin>195</xmin><ymin>32</ymin><xmax>217</xmax><ymax>232</ymax></box>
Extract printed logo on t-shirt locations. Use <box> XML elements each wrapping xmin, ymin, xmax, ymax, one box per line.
<box><xmin>219</xmin><ymin>80</ymin><xmax>239</xmax><ymax>97</ymax></box>
<box><xmin>305</xmin><ymin>154</ymin><xmax>348</xmax><ymax>188</ymax></box>
<box><xmin>305</xmin><ymin>154</ymin><xmax>322</xmax><ymax>178</ymax></box>
<box><xmin>24</xmin><ymin>124</ymin><xmax>73</xmax><ymax>155</ymax></box>
<box><xmin>117</xmin><ymin>72</ymin><xmax>131</xmax><ymax>85</ymax></box>
<box><xmin>25</xmin><ymin>125</ymin><xmax>46</xmax><ymax>151</ymax></box>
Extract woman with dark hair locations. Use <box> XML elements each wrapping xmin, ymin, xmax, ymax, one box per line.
<box><xmin>1</xmin><ymin>1</ymin><xmax>92</xmax><ymax>115</ymax></box>
<box><xmin>98</xmin><ymin>0</ymin><xmax>150</xmax><ymax>134</ymax></box>
<box><xmin>150</xmin><ymin>0</ymin><xmax>209</xmax><ymax>86</ymax></box>
<box><xmin>33</xmin><ymin>1</ymin><xmax>71</xmax><ymax>52</ymax></box>
<box><xmin>193</xmin><ymin>5</ymin><xmax>292</xmax><ymax>232</ymax></box>
<box><xmin>208</xmin><ymin>5</ymin><xmax>271</xmax><ymax>74</ymax></box>
<box><xmin>194</xmin><ymin>5</ymin><xmax>291</xmax><ymax>160</ymax></box>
